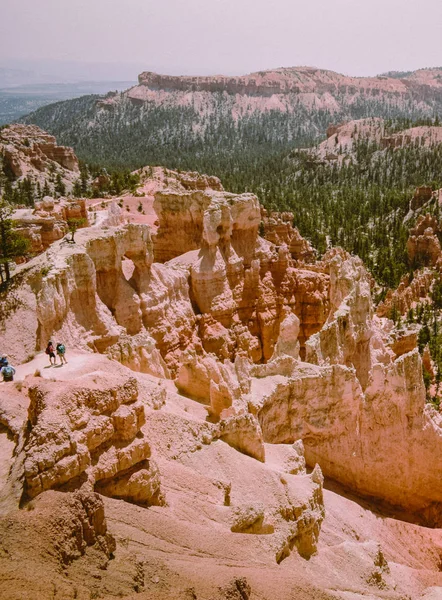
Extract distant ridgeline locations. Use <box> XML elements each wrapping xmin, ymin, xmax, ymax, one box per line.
<box><xmin>19</xmin><ymin>66</ymin><xmax>442</xmax><ymax>287</ymax></box>
<box><xmin>20</xmin><ymin>66</ymin><xmax>442</xmax><ymax>170</ymax></box>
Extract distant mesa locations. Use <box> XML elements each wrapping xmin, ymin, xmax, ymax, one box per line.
<box><xmin>133</xmin><ymin>66</ymin><xmax>442</xmax><ymax>97</ymax></box>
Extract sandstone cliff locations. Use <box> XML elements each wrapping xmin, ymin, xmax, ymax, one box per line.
<box><xmin>0</xmin><ymin>123</ymin><xmax>79</xmax><ymax>192</ymax></box>
<box><xmin>134</xmin><ymin>67</ymin><xmax>442</xmax><ymax>102</ymax></box>
<box><xmin>2</xmin><ymin>187</ymin><xmax>330</xmax><ymax>374</ymax></box>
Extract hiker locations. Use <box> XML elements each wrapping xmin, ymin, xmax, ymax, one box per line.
<box><xmin>56</xmin><ymin>342</ymin><xmax>67</xmax><ymax>365</ymax></box>
<box><xmin>45</xmin><ymin>341</ymin><xmax>56</xmax><ymax>366</ymax></box>
<box><xmin>0</xmin><ymin>354</ymin><xmax>8</xmax><ymax>368</ymax></box>
<box><xmin>1</xmin><ymin>363</ymin><xmax>15</xmax><ymax>382</ymax></box>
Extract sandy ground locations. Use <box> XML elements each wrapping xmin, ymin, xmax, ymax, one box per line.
<box><xmin>85</xmin><ymin>178</ymin><xmax>159</xmax><ymax>229</ymax></box>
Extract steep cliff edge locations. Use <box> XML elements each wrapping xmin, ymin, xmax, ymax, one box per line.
<box><xmin>134</xmin><ymin>66</ymin><xmax>442</xmax><ymax>101</ymax></box>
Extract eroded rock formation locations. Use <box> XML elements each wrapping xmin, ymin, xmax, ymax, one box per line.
<box><xmin>0</xmin><ymin>489</ymin><xmax>115</xmax><ymax>600</ymax></box>
<box><xmin>3</xmin><ymin>189</ymin><xmax>330</xmax><ymax>375</ymax></box>
<box><xmin>12</xmin><ymin>196</ymin><xmax>90</xmax><ymax>253</ymax></box>
<box><xmin>3</xmin><ymin>172</ymin><xmax>442</xmax><ymax>598</ymax></box>
<box><xmin>23</xmin><ymin>373</ymin><xmax>165</xmax><ymax>507</ymax></box>
<box><xmin>260</xmin><ymin>208</ymin><xmax>316</xmax><ymax>262</ymax></box>
<box><xmin>0</xmin><ymin>124</ymin><xmax>79</xmax><ymax>189</ymax></box>
<box><xmin>249</xmin><ymin>251</ymin><xmax>442</xmax><ymax>522</ymax></box>
<box><xmin>132</xmin><ymin>67</ymin><xmax>442</xmax><ymax>102</ymax></box>
<box><xmin>377</xmin><ymin>269</ymin><xmax>434</xmax><ymax>317</ymax></box>
<box><xmin>407</xmin><ymin>213</ymin><xmax>442</xmax><ymax>267</ymax></box>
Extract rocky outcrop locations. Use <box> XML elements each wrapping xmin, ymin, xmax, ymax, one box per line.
<box><xmin>0</xmin><ymin>347</ymin><xmax>331</xmax><ymax>598</ymax></box>
<box><xmin>154</xmin><ymin>189</ymin><xmax>329</xmax><ymax>363</ymax></box>
<box><xmin>23</xmin><ymin>373</ymin><xmax>165</xmax><ymax>506</ymax></box>
<box><xmin>382</xmin><ymin>127</ymin><xmax>442</xmax><ymax>151</ymax></box>
<box><xmin>410</xmin><ymin>185</ymin><xmax>434</xmax><ymax>210</ymax></box>
<box><xmin>174</xmin><ymin>170</ymin><xmax>224</xmax><ymax>192</ymax></box>
<box><xmin>152</xmin><ymin>188</ymin><xmax>261</xmax><ymax>263</ymax></box>
<box><xmin>256</xmin><ymin>347</ymin><xmax>442</xmax><ymax>522</ymax></box>
<box><xmin>377</xmin><ymin>269</ymin><xmax>434</xmax><ymax>317</ymax></box>
<box><xmin>407</xmin><ymin>214</ymin><xmax>442</xmax><ymax>267</ymax></box>
<box><xmin>3</xmin><ymin>189</ymin><xmax>331</xmax><ymax>373</ymax></box>
<box><xmin>326</xmin><ymin>122</ymin><xmax>347</xmax><ymax>138</ymax></box>
<box><xmin>214</xmin><ymin>413</ymin><xmax>265</xmax><ymax>462</ymax></box>
<box><xmin>5</xmin><ymin>168</ymin><xmax>442</xmax><ymax>596</ymax></box>
<box><xmin>6</xmin><ymin>184</ymin><xmax>442</xmax><ymax>521</ymax></box>
<box><xmin>6</xmin><ymin>224</ymin><xmax>193</xmax><ymax>372</ymax></box>
<box><xmin>0</xmin><ymin>489</ymin><xmax>115</xmax><ymax>600</ymax></box>
<box><xmin>7</xmin><ymin>148</ymin><xmax>442</xmax><ymax>597</ymax></box>
<box><xmin>377</xmin><ymin>210</ymin><xmax>442</xmax><ymax>319</ymax></box>
<box><xmin>176</xmin><ymin>350</ymin><xmax>245</xmax><ymax>416</ymax></box>
<box><xmin>0</xmin><ymin>124</ymin><xmax>79</xmax><ymax>190</ymax></box>
<box><xmin>248</xmin><ymin>251</ymin><xmax>442</xmax><ymax>522</ymax></box>
<box><xmin>260</xmin><ymin>209</ymin><xmax>316</xmax><ymax>262</ymax></box>
<box><xmin>302</xmin><ymin>119</ymin><xmax>442</xmax><ymax>168</ymax></box>
<box><xmin>12</xmin><ymin>196</ymin><xmax>90</xmax><ymax>254</ymax></box>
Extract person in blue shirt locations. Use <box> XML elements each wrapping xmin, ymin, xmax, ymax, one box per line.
<box><xmin>56</xmin><ymin>343</ymin><xmax>68</xmax><ymax>365</ymax></box>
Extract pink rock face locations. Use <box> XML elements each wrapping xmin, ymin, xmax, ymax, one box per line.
<box><xmin>260</xmin><ymin>208</ymin><xmax>316</xmax><ymax>262</ymax></box>
<box><xmin>252</xmin><ymin>252</ymin><xmax>442</xmax><ymax>522</ymax></box>
<box><xmin>5</xmin><ymin>198</ymin><xmax>438</xmax><ymax>515</ymax></box>
<box><xmin>137</xmin><ymin>67</ymin><xmax>442</xmax><ymax>97</ymax></box>
<box><xmin>0</xmin><ymin>124</ymin><xmax>79</xmax><ymax>191</ymax></box>
<box><xmin>12</xmin><ymin>198</ymin><xmax>89</xmax><ymax>254</ymax></box>
<box><xmin>8</xmin><ymin>193</ymin><xmax>323</xmax><ymax>374</ymax></box>
<box><xmin>2</xmin><ymin>191</ymin><xmax>326</xmax><ymax>374</ymax></box>
<box><xmin>407</xmin><ymin>214</ymin><xmax>442</xmax><ymax>267</ymax></box>
<box><xmin>0</xmin><ymin>352</ymin><xmax>328</xmax><ymax>598</ymax></box>
<box><xmin>174</xmin><ymin>171</ymin><xmax>224</xmax><ymax>191</ymax></box>
<box><xmin>377</xmin><ymin>270</ymin><xmax>434</xmax><ymax>317</ymax></box>
<box><xmin>154</xmin><ymin>189</ymin><xmax>329</xmax><ymax>364</ymax></box>
<box><xmin>299</xmin><ymin>119</ymin><xmax>442</xmax><ymax>170</ymax></box>
<box><xmin>0</xmin><ymin>489</ymin><xmax>115</xmax><ymax>598</ymax></box>
<box><xmin>23</xmin><ymin>373</ymin><xmax>165</xmax><ymax>507</ymax></box>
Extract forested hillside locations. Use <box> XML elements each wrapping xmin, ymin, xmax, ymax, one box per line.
<box><xmin>18</xmin><ymin>67</ymin><xmax>442</xmax><ymax>288</ymax></box>
<box><xmin>264</xmin><ymin>135</ymin><xmax>442</xmax><ymax>287</ymax></box>
<box><xmin>20</xmin><ymin>66</ymin><xmax>442</xmax><ymax>169</ymax></box>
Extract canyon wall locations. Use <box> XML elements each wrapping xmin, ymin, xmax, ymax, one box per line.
<box><xmin>3</xmin><ymin>187</ymin><xmax>442</xmax><ymax>522</ymax></box>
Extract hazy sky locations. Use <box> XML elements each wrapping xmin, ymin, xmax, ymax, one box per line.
<box><xmin>1</xmin><ymin>0</ymin><xmax>442</xmax><ymax>79</ymax></box>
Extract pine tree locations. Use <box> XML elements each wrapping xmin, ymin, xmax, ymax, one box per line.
<box><xmin>0</xmin><ymin>200</ymin><xmax>30</xmax><ymax>283</ymax></box>
<box><xmin>55</xmin><ymin>173</ymin><xmax>66</xmax><ymax>197</ymax></box>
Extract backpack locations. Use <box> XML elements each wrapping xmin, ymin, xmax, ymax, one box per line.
<box><xmin>45</xmin><ymin>347</ymin><xmax>50</xmax><ymax>355</ymax></box>
<box><xmin>57</xmin><ymin>344</ymin><xmax>65</xmax><ymax>354</ymax></box>
<box><xmin>2</xmin><ymin>366</ymin><xmax>14</xmax><ymax>380</ymax></box>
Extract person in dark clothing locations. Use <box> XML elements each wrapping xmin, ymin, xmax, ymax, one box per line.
<box><xmin>1</xmin><ymin>364</ymin><xmax>15</xmax><ymax>382</ymax></box>
<box><xmin>45</xmin><ymin>341</ymin><xmax>56</xmax><ymax>366</ymax></box>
